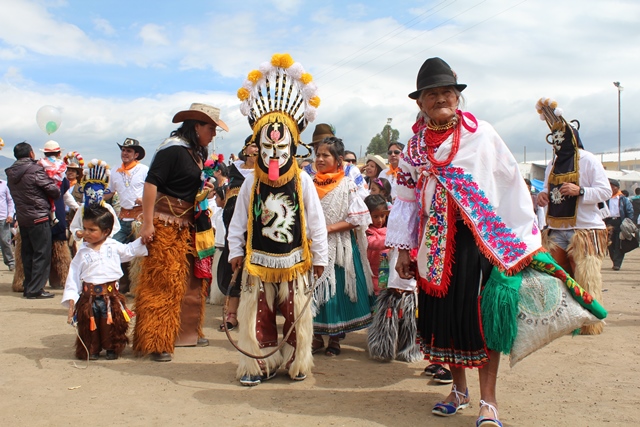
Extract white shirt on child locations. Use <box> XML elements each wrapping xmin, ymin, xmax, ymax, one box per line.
<box><xmin>61</xmin><ymin>237</ymin><xmax>147</xmax><ymax>307</ymax></box>
<box><xmin>212</xmin><ymin>206</ymin><xmax>225</xmax><ymax>248</ymax></box>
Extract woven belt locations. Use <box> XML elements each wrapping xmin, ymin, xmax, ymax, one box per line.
<box><xmin>83</xmin><ymin>281</ymin><xmax>118</xmax><ymax>297</ymax></box>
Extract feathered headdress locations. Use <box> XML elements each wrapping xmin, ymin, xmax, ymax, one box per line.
<box><xmin>237</xmin><ymin>53</ymin><xmax>319</xmax><ymax>157</ymax></box>
<box><xmin>80</xmin><ymin>159</ymin><xmax>111</xmax><ymax>207</ymax></box>
<box><xmin>63</xmin><ymin>151</ymin><xmax>85</xmax><ymax>169</ymax></box>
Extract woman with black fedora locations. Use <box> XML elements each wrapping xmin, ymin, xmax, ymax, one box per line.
<box><xmin>386</xmin><ymin>57</ymin><xmax>545</xmax><ymax>427</ymax></box>
<box><xmin>133</xmin><ymin>103</ymin><xmax>228</xmax><ymax>362</ymax></box>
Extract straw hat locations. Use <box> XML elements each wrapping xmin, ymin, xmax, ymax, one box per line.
<box><xmin>172</xmin><ymin>103</ymin><xmax>229</xmax><ymax>132</ymax></box>
<box><xmin>365</xmin><ymin>154</ymin><xmax>387</xmax><ymax>171</ymax></box>
<box><xmin>41</xmin><ymin>140</ymin><xmax>62</xmax><ymax>153</ymax></box>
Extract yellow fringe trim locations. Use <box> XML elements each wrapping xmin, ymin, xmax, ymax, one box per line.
<box><xmin>547</xmin><ymin>215</ymin><xmax>578</xmax><ymax>229</ymax></box>
<box><xmin>245</xmin><ymin>167</ymin><xmax>312</xmax><ymax>284</ymax></box>
<box><xmin>547</xmin><ymin>171</ymin><xmax>579</xmax><ymax>186</ymax></box>
<box><xmin>251</xmin><ymin>111</ymin><xmax>299</xmax><ymax>143</ymax></box>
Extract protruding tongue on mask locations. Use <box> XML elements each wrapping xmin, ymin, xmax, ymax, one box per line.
<box><xmin>268</xmin><ymin>158</ymin><xmax>280</xmax><ymax>181</ymax></box>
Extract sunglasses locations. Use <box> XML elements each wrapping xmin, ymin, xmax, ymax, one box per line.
<box><xmin>345</xmin><ymin>158</ymin><xmax>357</xmax><ymax>163</ymax></box>
<box><xmin>387</xmin><ymin>150</ymin><xmax>401</xmax><ymax>155</ymax></box>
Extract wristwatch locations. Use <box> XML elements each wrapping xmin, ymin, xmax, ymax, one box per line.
<box><xmin>578</xmin><ymin>187</ymin><xmax>585</xmax><ymax>196</ymax></box>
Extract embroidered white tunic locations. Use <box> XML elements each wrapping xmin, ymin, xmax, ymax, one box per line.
<box><xmin>110</xmin><ymin>163</ymin><xmax>149</xmax><ymax>217</ymax></box>
<box><xmin>61</xmin><ymin>238</ymin><xmax>148</xmax><ymax>308</ymax></box>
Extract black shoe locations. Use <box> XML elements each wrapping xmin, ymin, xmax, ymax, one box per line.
<box><xmin>106</xmin><ymin>350</ymin><xmax>117</xmax><ymax>360</ymax></box>
<box><xmin>25</xmin><ymin>291</ymin><xmax>55</xmax><ymax>299</ymax></box>
<box><xmin>151</xmin><ymin>352</ymin><xmax>172</xmax><ymax>362</ymax></box>
<box><xmin>433</xmin><ymin>367</ymin><xmax>453</xmax><ymax>384</ymax></box>
<box><xmin>89</xmin><ymin>353</ymin><xmax>100</xmax><ymax>361</ymax></box>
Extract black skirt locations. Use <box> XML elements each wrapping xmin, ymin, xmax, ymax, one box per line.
<box><xmin>417</xmin><ymin>220</ymin><xmax>493</xmax><ymax>368</ymax></box>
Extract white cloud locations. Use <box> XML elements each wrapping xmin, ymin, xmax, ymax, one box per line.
<box><xmin>0</xmin><ymin>0</ymin><xmax>117</xmax><ymax>63</ymax></box>
<box><xmin>93</xmin><ymin>17</ymin><xmax>115</xmax><ymax>36</ymax></box>
<box><xmin>139</xmin><ymin>23</ymin><xmax>169</xmax><ymax>46</ymax></box>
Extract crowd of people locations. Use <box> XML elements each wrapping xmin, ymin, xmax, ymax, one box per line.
<box><xmin>3</xmin><ymin>55</ymin><xmax>620</xmax><ymax>427</ymax></box>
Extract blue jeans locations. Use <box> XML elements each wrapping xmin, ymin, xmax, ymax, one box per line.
<box><xmin>112</xmin><ymin>219</ymin><xmax>134</xmax><ymax>244</ymax></box>
<box><xmin>0</xmin><ymin>220</ymin><xmax>14</xmax><ymax>268</ymax></box>
<box><xmin>547</xmin><ymin>229</ymin><xmax>576</xmax><ymax>251</ymax></box>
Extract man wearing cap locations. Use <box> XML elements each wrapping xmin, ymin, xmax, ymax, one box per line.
<box><xmin>104</xmin><ymin>138</ymin><xmax>148</xmax><ymax>294</ymax></box>
<box><xmin>605</xmin><ymin>178</ymin><xmax>633</xmax><ymax>271</ymax></box>
<box><xmin>6</xmin><ymin>142</ymin><xmax>60</xmax><ymax>299</ymax></box>
<box><xmin>536</xmin><ymin>100</ymin><xmax>611</xmax><ymax>334</ymax></box>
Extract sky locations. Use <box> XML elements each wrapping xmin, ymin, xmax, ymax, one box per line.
<box><xmin>0</xmin><ymin>0</ymin><xmax>638</xmax><ymax>168</ymax></box>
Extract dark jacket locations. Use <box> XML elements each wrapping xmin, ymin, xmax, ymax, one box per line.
<box><xmin>6</xmin><ymin>158</ymin><xmax>60</xmax><ymax>227</ymax></box>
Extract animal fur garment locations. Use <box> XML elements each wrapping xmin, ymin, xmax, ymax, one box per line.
<box><xmin>74</xmin><ymin>292</ymin><xmax>130</xmax><ymax>359</ymax></box>
<box><xmin>368</xmin><ymin>288</ymin><xmax>423</xmax><ymax>363</ymax></box>
<box><xmin>568</xmin><ymin>229</ymin><xmax>607</xmax><ymax>335</ymax></box>
<box><xmin>132</xmin><ymin>219</ymin><xmax>192</xmax><ymax>355</ymax></box>
<box><xmin>49</xmin><ymin>240</ymin><xmax>71</xmax><ymax>289</ymax></box>
<box><xmin>12</xmin><ymin>234</ymin><xmax>24</xmax><ymax>293</ymax></box>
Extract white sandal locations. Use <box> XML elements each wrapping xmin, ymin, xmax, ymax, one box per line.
<box><xmin>432</xmin><ymin>384</ymin><xmax>469</xmax><ymax>416</ymax></box>
<box><xmin>476</xmin><ymin>400</ymin><xmax>503</xmax><ymax>427</ymax></box>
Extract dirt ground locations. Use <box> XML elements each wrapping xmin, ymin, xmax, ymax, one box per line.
<box><xmin>1</xmin><ymin>250</ymin><xmax>639</xmax><ymax>427</ymax></box>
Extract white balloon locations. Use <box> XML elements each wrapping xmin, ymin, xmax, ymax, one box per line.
<box><xmin>36</xmin><ymin>105</ymin><xmax>63</xmax><ymax>135</ymax></box>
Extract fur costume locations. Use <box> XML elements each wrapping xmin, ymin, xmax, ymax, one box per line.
<box><xmin>74</xmin><ymin>288</ymin><xmax>129</xmax><ymax>359</ymax></box>
<box><xmin>229</xmin><ymin>53</ymin><xmax>327</xmax><ymax>382</ymax></box>
<box><xmin>12</xmin><ymin>233</ymin><xmax>24</xmax><ymax>293</ymax></box>
<box><xmin>48</xmin><ymin>240</ymin><xmax>71</xmax><ymax>289</ymax></box>
<box><xmin>542</xmin><ymin>228</ymin><xmax>608</xmax><ymax>335</ymax></box>
<box><xmin>132</xmin><ymin>215</ymin><xmax>206</xmax><ymax>354</ymax></box>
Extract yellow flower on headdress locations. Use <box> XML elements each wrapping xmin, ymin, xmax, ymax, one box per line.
<box><xmin>301</xmin><ymin>73</ymin><xmax>313</xmax><ymax>84</ymax></box>
<box><xmin>271</xmin><ymin>53</ymin><xmax>295</xmax><ymax>68</ymax></box>
<box><xmin>247</xmin><ymin>70</ymin><xmax>262</xmax><ymax>83</ymax></box>
<box><xmin>308</xmin><ymin>96</ymin><xmax>321</xmax><ymax>108</ymax></box>
<box><xmin>237</xmin><ymin>87</ymin><xmax>250</xmax><ymax>101</ymax></box>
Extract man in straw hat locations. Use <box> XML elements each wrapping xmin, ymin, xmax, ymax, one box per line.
<box><xmin>104</xmin><ymin>138</ymin><xmax>149</xmax><ymax>294</ymax></box>
<box><xmin>135</xmin><ymin>102</ymin><xmax>227</xmax><ymax>362</ymax></box>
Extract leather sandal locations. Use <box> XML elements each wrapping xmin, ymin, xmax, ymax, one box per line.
<box><xmin>476</xmin><ymin>400</ymin><xmax>502</xmax><ymax>427</ymax></box>
<box><xmin>312</xmin><ymin>335</ymin><xmax>325</xmax><ymax>354</ymax></box>
<box><xmin>325</xmin><ymin>337</ymin><xmax>341</xmax><ymax>356</ymax></box>
<box><xmin>432</xmin><ymin>385</ymin><xmax>469</xmax><ymax>417</ymax></box>
<box><xmin>219</xmin><ymin>313</ymin><xmax>238</xmax><ymax>332</ymax></box>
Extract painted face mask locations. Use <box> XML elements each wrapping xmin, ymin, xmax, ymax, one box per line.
<box><xmin>80</xmin><ymin>159</ymin><xmax>111</xmax><ymax>208</ymax></box>
<box><xmin>258</xmin><ymin>120</ymin><xmax>293</xmax><ymax>181</ymax></box>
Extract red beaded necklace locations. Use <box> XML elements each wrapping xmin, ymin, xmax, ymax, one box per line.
<box><xmin>424</xmin><ymin>114</ymin><xmax>461</xmax><ymax>168</ymax></box>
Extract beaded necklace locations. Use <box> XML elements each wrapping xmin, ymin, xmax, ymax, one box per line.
<box><xmin>425</xmin><ymin>114</ymin><xmax>461</xmax><ymax>168</ymax></box>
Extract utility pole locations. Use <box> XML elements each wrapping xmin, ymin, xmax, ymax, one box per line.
<box><xmin>387</xmin><ymin>118</ymin><xmax>392</xmax><ymax>144</ymax></box>
<box><xmin>614</xmin><ymin>81</ymin><xmax>623</xmax><ymax>170</ymax></box>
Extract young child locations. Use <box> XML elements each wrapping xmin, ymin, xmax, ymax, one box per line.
<box><xmin>365</xmin><ymin>195</ymin><xmax>389</xmax><ymax>295</ymax></box>
<box><xmin>369</xmin><ymin>177</ymin><xmax>393</xmax><ymax>206</ymax></box>
<box><xmin>208</xmin><ymin>185</ymin><xmax>227</xmax><ymax>305</ymax></box>
<box><xmin>61</xmin><ymin>204</ymin><xmax>147</xmax><ymax>360</ymax></box>
<box><xmin>38</xmin><ymin>140</ymin><xmax>67</xmax><ymax>224</ymax></box>
<box><xmin>367</xmin><ymin>195</ymin><xmax>422</xmax><ymax>363</ymax></box>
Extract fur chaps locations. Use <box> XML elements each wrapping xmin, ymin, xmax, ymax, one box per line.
<box><xmin>368</xmin><ymin>288</ymin><xmax>423</xmax><ymax>363</ymax></box>
<box><xmin>49</xmin><ymin>240</ymin><xmax>72</xmax><ymax>289</ymax></box>
<box><xmin>236</xmin><ymin>274</ymin><xmax>314</xmax><ymax>380</ymax></box>
<box><xmin>132</xmin><ymin>219</ymin><xmax>194</xmax><ymax>355</ymax></box>
<box><xmin>74</xmin><ymin>292</ymin><xmax>130</xmax><ymax>359</ymax></box>
<box><xmin>12</xmin><ymin>233</ymin><xmax>24</xmax><ymax>293</ymax></box>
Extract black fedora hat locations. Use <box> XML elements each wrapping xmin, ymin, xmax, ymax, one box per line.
<box><xmin>408</xmin><ymin>57</ymin><xmax>466</xmax><ymax>100</ymax></box>
<box><xmin>117</xmin><ymin>138</ymin><xmax>145</xmax><ymax>161</ymax></box>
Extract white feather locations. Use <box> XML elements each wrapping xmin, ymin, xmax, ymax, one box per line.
<box><xmin>554</xmin><ymin>107</ymin><xmax>563</xmax><ymax>117</ymax></box>
<box><xmin>287</xmin><ymin>63</ymin><xmax>304</xmax><ymax>79</ymax></box>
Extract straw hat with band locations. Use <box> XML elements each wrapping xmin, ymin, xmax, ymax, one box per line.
<box><xmin>408</xmin><ymin>57</ymin><xmax>466</xmax><ymax>100</ymax></box>
<box><xmin>172</xmin><ymin>103</ymin><xmax>229</xmax><ymax>132</ymax></box>
<box><xmin>365</xmin><ymin>154</ymin><xmax>387</xmax><ymax>171</ymax></box>
<box><xmin>117</xmin><ymin>137</ymin><xmax>146</xmax><ymax>161</ymax></box>
<box><xmin>41</xmin><ymin>140</ymin><xmax>62</xmax><ymax>153</ymax></box>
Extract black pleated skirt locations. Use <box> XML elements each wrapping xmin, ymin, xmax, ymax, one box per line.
<box><xmin>417</xmin><ymin>220</ymin><xmax>493</xmax><ymax>368</ymax></box>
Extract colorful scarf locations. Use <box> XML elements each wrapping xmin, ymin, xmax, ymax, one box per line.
<box><xmin>116</xmin><ymin>160</ymin><xmax>139</xmax><ymax>176</ymax></box>
<box><xmin>405</xmin><ymin>111</ymin><xmax>541</xmax><ymax>297</ymax></box>
<box><xmin>385</xmin><ymin>164</ymin><xmax>400</xmax><ymax>179</ymax></box>
<box><xmin>313</xmin><ymin>169</ymin><xmax>345</xmax><ymax>199</ymax></box>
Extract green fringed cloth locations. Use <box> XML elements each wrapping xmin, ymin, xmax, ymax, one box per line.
<box><xmin>480</xmin><ymin>252</ymin><xmax>607</xmax><ymax>354</ymax></box>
